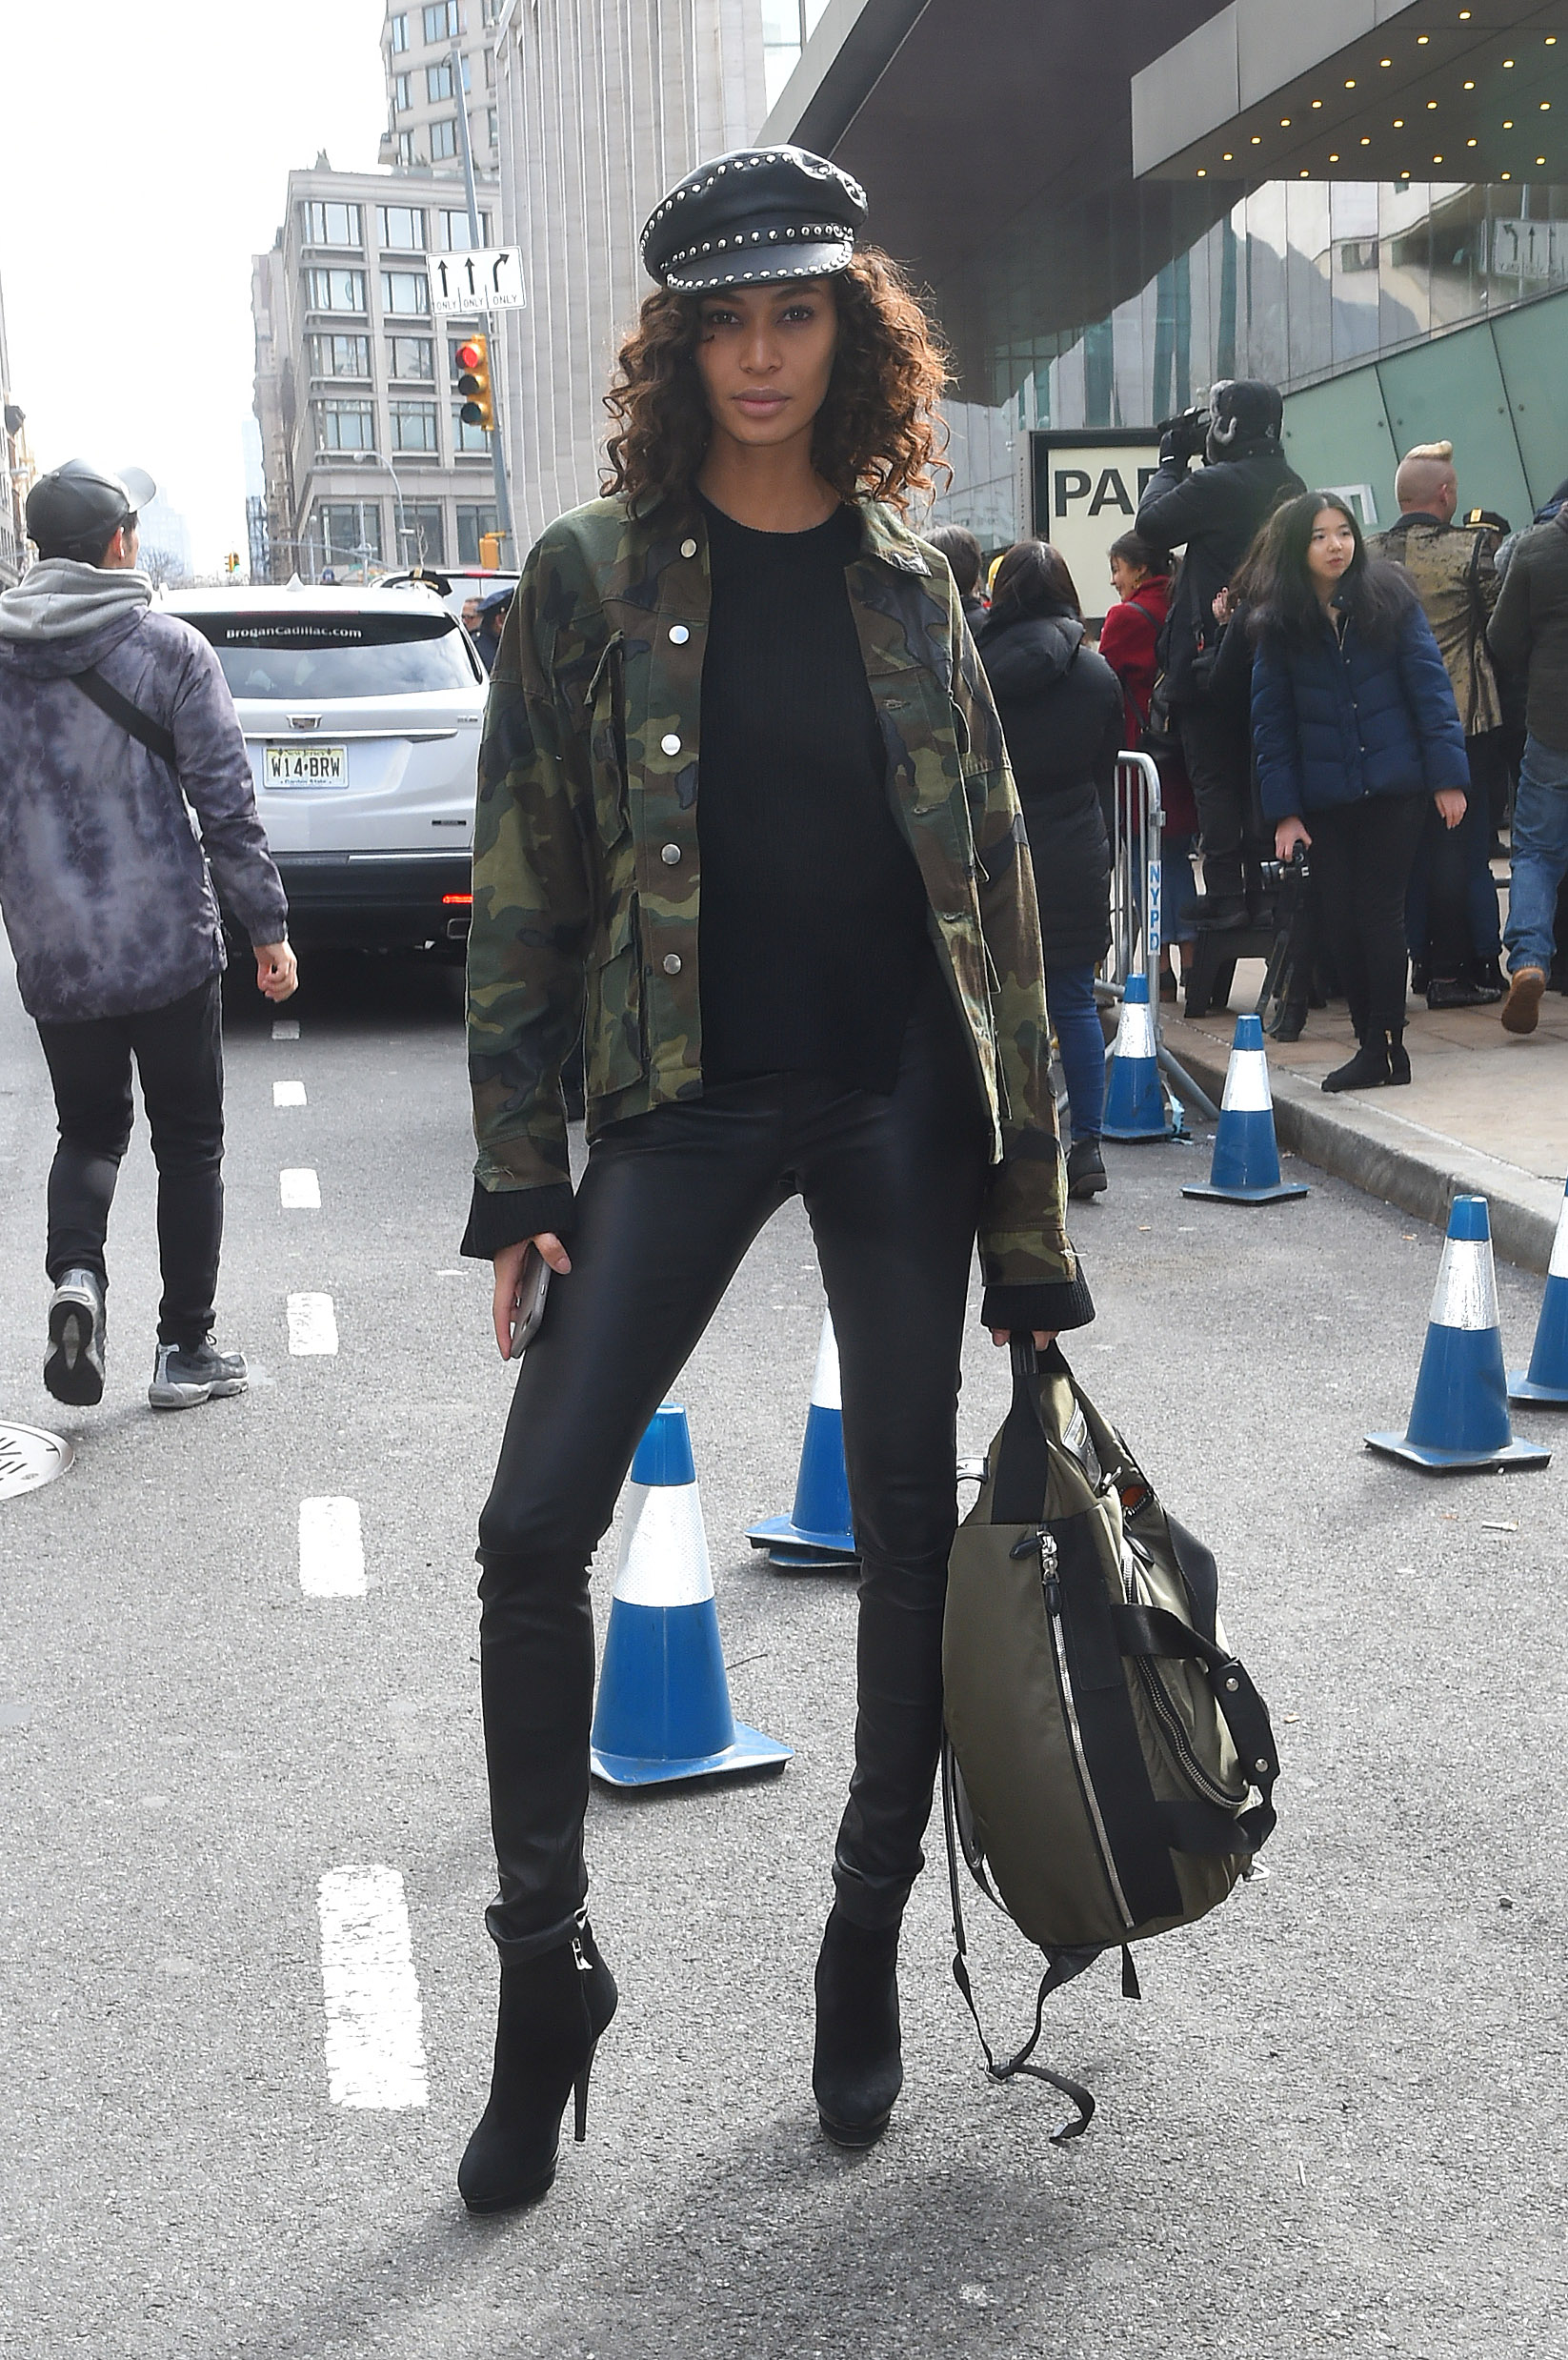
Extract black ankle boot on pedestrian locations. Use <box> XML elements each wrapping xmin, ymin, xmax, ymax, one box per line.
<box><xmin>458</xmin><ymin>1916</ymin><xmax>617</xmax><ymax>2214</ymax></box>
<box><xmin>1322</xmin><ymin>1033</ymin><xmax>1399</xmax><ymax>1093</ymax></box>
<box><xmin>1066</xmin><ymin>1137</ymin><xmax>1108</xmax><ymax>1200</ymax></box>
<box><xmin>1273</xmin><ymin>998</ymin><xmax>1306</xmax><ymax>1043</ymax></box>
<box><xmin>812</xmin><ymin>1906</ymin><xmax>902</xmax><ymax>2148</ymax></box>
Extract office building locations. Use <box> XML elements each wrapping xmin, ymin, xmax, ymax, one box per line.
<box><xmin>251</xmin><ymin>2</ymin><xmax>505</xmax><ymax>582</ymax></box>
<box><xmin>757</xmin><ymin>0</ymin><xmax>1568</xmax><ymax>552</ymax></box>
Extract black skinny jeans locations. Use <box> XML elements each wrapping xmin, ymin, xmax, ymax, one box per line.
<box><xmin>35</xmin><ymin>975</ymin><xmax>225</xmax><ymax>1348</ymax></box>
<box><xmin>1306</xmin><ymin>793</ymin><xmax>1428</xmax><ymax>1040</ymax></box>
<box><xmin>475</xmin><ymin>984</ymin><xmax>990</xmax><ymax>1962</ymax></box>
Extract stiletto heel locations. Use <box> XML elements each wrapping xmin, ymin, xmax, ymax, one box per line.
<box><xmin>458</xmin><ymin>1917</ymin><xmax>617</xmax><ymax>2214</ymax></box>
<box><xmin>573</xmin><ymin>2042</ymin><xmax>597</xmax><ymax>2143</ymax></box>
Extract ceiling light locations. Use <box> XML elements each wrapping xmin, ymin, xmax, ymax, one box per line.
<box><xmin>1435</xmin><ymin>153</ymin><xmax>1443</xmax><ymax>162</ymax></box>
<box><xmin>1312</xmin><ymin>99</ymin><xmax>1322</xmax><ymax>110</ymax></box>
<box><xmin>1196</xmin><ymin>167</ymin><xmax>1207</xmax><ymax>176</ymax></box>
<box><xmin>1464</xmin><ymin>80</ymin><xmax>1475</xmax><ymax>90</ymax></box>
<box><xmin>1281</xmin><ymin>116</ymin><xmax>1291</xmax><ymax>127</ymax></box>
<box><xmin>1549</xmin><ymin>36</ymin><xmax>1559</xmax><ymax>46</ymax></box>
<box><xmin>1468</xmin><ymin>137</ymin><xmax>1478</xmax><ymax>147</ymax></box>
<box><xmin>1458</xmin><ymin>6</ymin><xmax>1471</xmax><ymax>15</ymax></box>
<box><xmin>1252</xmin><ymin>134</ymin><xmax>1261</xmax><ymax>144</ymax></box>
<box><xmin>1360</xmin><ymin>135</ymin><xmax>1371</xmax><ymax>145</ymax></box>
<box><xmin>1502</xmin><ymin>170</ymin><xmax>1512</xmax><ymax>179</ymax></box>
<box><xmin>1541</xmin><ymin>101</ymin><xmax>1552</xmax><ymax>111</ymax></box>
<box><xmin>1329</xmin><ymin>151</ymin><xmax>1340</xmax><ymax>161</ymax></box>
<box><xmin>1503</xmin><ymin>58</ymin><xmax>1514</xmax><ymax>69</ymax></box>
<box><xmin>1345</xmin><ymin>78</ymin><xmax>1357</xmax><ymax>89</ymax></box>
<box><xmin>1394</xmin><ymin>118</ymin><xmax>1405</xmax><ymax>128</ymax></box>
<box><xmin>1380</xmin><ymin>59</ymin><xmax>1391</xmax><ymax>68</ymax></box>
<box><xmin>1417</xmin><ymin>32</ymin><xmax>1429</xmax><ymax>43</ymax></box>
<box><xmin>1428</xmin><ymin>100</ymin><xmax>1437</xmax><ymax>110</ymax></box>
<box><xmin>1538</xmin><ymin>156</ymin><xmax>1547</xmax><ymax>165</ymax></box>
<box><xmin>1504</xmin><ymin>119</ymin><xmax>1514</xmax><ymax>129</ymax></box>
<box><xmin>1401</xmin><ymin>168</ymin><xmax>1412</xmax><ymax>177</ymax></box>
<box><xmin>1222</xmin><ymin>151</ymin><xmax>1234</xmax><ymax>160</ymax></box>
<box><xmin>1299</xmin><ymin>168</ymin><xmax>1310</xmax><ymax>178</ymax></box>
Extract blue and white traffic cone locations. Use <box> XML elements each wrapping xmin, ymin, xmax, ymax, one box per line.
<box><xmin>591</xmin><ymin>1402</ymin><xmax>793</xmax><ymax>1786</ymax></box>
<box><xmin>747</xmin><ymin>1312</ymin><xmax>858</xmax><ymax>1570</ymax></box>
<box><xmin>1366</xmin><ymin>1196</ymin><xmax>1550</xmax><ymax>1471</ymax></box>
<box><xmin>1101</xmin><ymin>975</ymin><xmax>1171</xmax><ymax>1141</ymax></box>
<box><xmin>1182</xmin><ymin>1014</ymin><xmax>1308</xmax><ymax>1204</ymax></box>
<box><xmin>1508</xmin><ymin>1176</ymin><xmax>1568</xmax><ymax>1404</ymax></box>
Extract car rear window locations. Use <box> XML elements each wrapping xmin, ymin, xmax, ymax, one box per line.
<box><xmin>183</xmin><ymin>611</ymin><xmax>478</xmax><ymax>699</ymax></box>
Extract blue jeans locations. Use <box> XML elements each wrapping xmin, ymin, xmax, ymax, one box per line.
<box><xmin>1504</xmin><ymin>735</ymin><xmax>1568</xmax><ymax>975</ymax></box>
<box><xmin>1046</xmin><ymin>961</ymin><xmax>1105</xmax><ymax>1144</ymax></box>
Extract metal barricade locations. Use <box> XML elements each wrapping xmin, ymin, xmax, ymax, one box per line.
<box><xmin>1098</xmin><ymin>751</ymin><xmax>1218</xmax><ymax>1128</ymax></box>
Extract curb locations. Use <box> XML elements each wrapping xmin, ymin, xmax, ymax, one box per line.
<box><xmin>1166</xmin><ymin>1030</ymin><xmax>1561</xmax><ymax>1277</ymax></box>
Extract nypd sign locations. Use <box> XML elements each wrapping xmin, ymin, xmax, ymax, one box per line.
<box><xmin>1028</xmin><ymin>432</ymin><xmax>1161</xmax><ymax>623</ymax></box>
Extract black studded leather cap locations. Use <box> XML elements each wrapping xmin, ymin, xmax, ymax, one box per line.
<box><xmin>641</xmin><ymin>146</ymin><xmax>868</xmax><ymax>293</ymax></box>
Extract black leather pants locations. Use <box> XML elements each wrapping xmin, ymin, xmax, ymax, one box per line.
<box><xmin>475</xmin><ymin>987</ymin><xmax>989</xmax><ymax>1960</ymax></box>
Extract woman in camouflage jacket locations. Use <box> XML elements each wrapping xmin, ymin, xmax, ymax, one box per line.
<box><xmin>456</xmin><ymin>147</ymin><xmax>1093</xmax><ymax>2214</ymax></box>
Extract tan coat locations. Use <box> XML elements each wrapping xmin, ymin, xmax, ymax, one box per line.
<box><xmin>1370</xmin><ymin>514</ymin><xmax>1503</xmax><ymax>737</ymax></box>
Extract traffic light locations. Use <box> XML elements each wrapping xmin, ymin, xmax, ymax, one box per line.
<box><xmin>225</xmin><ymin>551</ymin><xmax>241</xmax><ymax>577</ymax></box>
<box><xmin>455</xmin><ymin>333</ymin><xmax>494</xmax><ymax>431</ymax></box>
<box><xmin>479</xmin><ymin>532</ymin><xmax>502</xmax><ymax>570</ymax></box>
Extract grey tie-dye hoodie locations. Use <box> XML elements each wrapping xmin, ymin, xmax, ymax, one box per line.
<box><xmin>0</xmin><ymin>561</ymin><xmax>288</xmax><ymax>1022</ymax></box>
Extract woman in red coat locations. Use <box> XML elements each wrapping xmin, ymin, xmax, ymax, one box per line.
<box><xmin>1098</xmin><ymin>533</ymin><xmax>1198</xmax><ymax>995</ymax></box>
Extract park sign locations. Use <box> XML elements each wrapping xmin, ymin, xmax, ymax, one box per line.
<box><xmin>1027</xmin><ymin>430</ymin><xmax>1161</xmax><ymax>625</ymax></box>
<box><xmin>431</xmin><ymin>248</ymin><xmax>528</xmax><ymax>313</ymax></box>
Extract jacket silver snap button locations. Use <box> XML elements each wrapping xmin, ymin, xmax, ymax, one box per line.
<box><xmin>679</xmin><ymin>537</ymin><xmax>698</xmax><ymax>558</ymax></box>
<box><xmin>662</xmin><ymin>952</ymin><xmax>683</xmax><ymax>975</ymax></box>
<box><xmin>668</xmin><ymin>623</ymin><xmax>690</xmax><ymax>644</ymax></box>
<box><xmin>660</xmin><ymin>733</ymin><xmax>682</xmax><ymax>756</ymax></box>
<box><xmin>661</xmin><ymin>843</ymin><xmax>681</xmax><ymax>865</ymax></box>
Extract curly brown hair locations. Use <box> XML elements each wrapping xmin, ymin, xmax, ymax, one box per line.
<box><xmin>601</xmin><ymin>249</ymin><xmax>950</xmax><ymax>514</ymax></box>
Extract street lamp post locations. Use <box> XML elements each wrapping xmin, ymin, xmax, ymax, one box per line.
<box><xmin>320</xmin><ymin>446</ymin><xmax>413</xmax><ymax>570</ymax></box>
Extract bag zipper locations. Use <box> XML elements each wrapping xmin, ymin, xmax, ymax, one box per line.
<box><xmin>1031</xmin><ymin>1527</ymin><xmax>1136</xmax><ymax>1930</ymax></box>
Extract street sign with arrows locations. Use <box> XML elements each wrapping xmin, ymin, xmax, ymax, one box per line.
<box><xmin>431</xmin><ymin>248</ymin><xmax>527</xmax><ymax>313</ymax></box>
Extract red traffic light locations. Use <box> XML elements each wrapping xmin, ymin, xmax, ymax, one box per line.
<box><xmin>455</xmin><ymin>331</ymin><xmax>494</xmax><ymax>431</ymax></box>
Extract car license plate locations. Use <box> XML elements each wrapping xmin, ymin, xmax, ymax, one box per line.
<box><xmin>265</xmin><ymin>743</ymin><xmax>347</xmax><ymax>786</ymax></box>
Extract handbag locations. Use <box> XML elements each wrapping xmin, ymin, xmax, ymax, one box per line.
<box><xmin>941</xmin><ymin>1339</ymin><xmax>1279</xmax><ymax>2137</ymax></box>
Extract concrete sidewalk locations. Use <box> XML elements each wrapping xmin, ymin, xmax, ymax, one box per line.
<box><xmin>1160</xmin><ymin>961</ymin><xmax>1568</xmax><ymax>1273</ymax></box>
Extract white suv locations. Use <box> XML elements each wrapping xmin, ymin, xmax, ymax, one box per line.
<box><xmin>171</xmin><ymin>585</ymin><xmax>486</xmax><ymax>952</ymax></box>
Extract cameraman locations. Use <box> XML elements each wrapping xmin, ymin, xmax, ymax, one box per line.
<box><xmin>1137</xmin><ymin>381</ymin><xmax>1304</xmax><ymax>928</ymax></box>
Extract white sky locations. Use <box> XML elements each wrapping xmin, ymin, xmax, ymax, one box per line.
<box><xmin>2</xmin><ymin>0</ymin><xmax>390</xmax><ymax>573</ymax></box>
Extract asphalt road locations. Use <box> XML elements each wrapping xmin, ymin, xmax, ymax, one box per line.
<box><xmin>1</xmin><ymin>943</ymin><xmax>1563</xmax><ymax>2360</ymax></box>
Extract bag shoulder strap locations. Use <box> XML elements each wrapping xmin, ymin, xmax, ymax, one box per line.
<box><xmin>69</xmin><ymin>666</ymin><xmax>178</xmax><ymax>767</ymax></box>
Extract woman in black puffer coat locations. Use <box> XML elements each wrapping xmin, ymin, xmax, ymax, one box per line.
<box><xmin>975</xmin><ymin>541</ymin><xmax>1123</xmax><ymax>1200</ymax></box>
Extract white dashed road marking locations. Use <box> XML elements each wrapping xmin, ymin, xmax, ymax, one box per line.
<box><xmin>317</xmin><ymin>1867</ymin><xmax>428</xmax><ymax>2108</ymax></box>
<box><xmin>272</xmin><ymin>1019</ymin><xmax>300</xmax><ymax>1040</ymax></box>
<box><xmin>298</xmin><ymin>1499</ymin><xmax>366</xmax><ymax>1598</ymax></box>
<box><xmin>273</xmin><ymin>1079</ymin><xmax>307</xmax><ymax>1107</ymax></box>
<box><xmin>280</xmin><ymin>1168</ymin><xmax>322</xmax><ymax>1210</ymax></box>
<box><xmin>287</xmin><ymin>1293</ymin><xmax>338</xmax><ymax>1355</ymax></box>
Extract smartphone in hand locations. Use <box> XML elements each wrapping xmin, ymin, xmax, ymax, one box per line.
<box><xmin>508</xmin><ymin>1244</ymin><xmax>552</xmax><ymax>1359</ymax></box>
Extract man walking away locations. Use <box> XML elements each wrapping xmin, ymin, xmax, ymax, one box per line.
<box><xmin>1372</xmin><ymin>440</ymin><xmax>1507</xmax><ymax>1008</ymax></box>
<box><xmin>0</xmin><ymin>458</ymin><xmax>297</xmax><ymax>1410</ymax></box>
<box><xmin>1136</xmin><ymin>380</ymin><xmax>1304</xmax><ymax>928</ymax></box>
<box><xmin>473</xmin><ymin>585</ymin><xmax>513</xmax><ymax>675</ymax></box>
<box><xmin>1487</xmin><ymin>483</ymin><xmax>1568</xmax><ymax>1034</ymax></box>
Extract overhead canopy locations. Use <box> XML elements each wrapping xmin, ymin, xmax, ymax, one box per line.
<box><xmin>1133</xmin><ymin>0</ymin><xmax>1568</xmax><ymax>187</ymax></box>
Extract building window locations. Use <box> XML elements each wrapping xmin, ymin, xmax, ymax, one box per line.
<box><xmin>316</xmin><ymin>400</ymin><xmax>376</xmax><ymax>452</ymax></box>
<box><xmin>439</xmin><ymin>209</ymin><xmax>493</xmax><ymax>251</ymax></box>
<box><xmin>481</xmin><ymin>0</ymin><xmax>498</xmax><ymax>21</ymax></box>
<box><xmin>308</xmin><ymin>333</ymin><xmax>372</xmax><ymax>378</ymax></box>
<box><xmin>487</xmin><ymin>107</ymin><xmax>498</xmax><ymax>150</ymax></box>
<box><xmin>391</xmin><ymin>400</ymin><xmax>440</xmax><ymax>453</ymax></box>
<box><xmin>392</xmin><ymin>71</ymin><xmax>411</xmax><ymax>111</ymax></box>
<box><xmin>430</xmin><ymin>117</ymin><xmax>458</xmax><ymax>159</ymax></box>
<box><xmin>427</xmin><ymin>55</ymin><xmax>469</xmax><ymax>99</ymax></box>
<box><xmin>377</xmin><ymin>205</ymin><xmax>426</xmax><ymax>252</ymax></box>
<box><xmin>386</xmin><ymin>333</ymin><xmax>435</xmax><ymax>380</ymax></box>
<box><xmin>452</xmin><ymin>400</ymin><xmax>489</xmax><ymax>453</ymax></box>
<box><xmin>380</xmin><ymin>269</ymin><xmax>431</xmax><ymax>316</ymax></box>
<box><xmin>457</xmin><ymin>503</ymin><xmax>499</xmax><ymax>564</ymax></box>
<box><xmin>389</xmin><ymin>12</ymin><xmax>410</xmax><ymax>52</ymax></box>
<box><xmin>303</xmin><ymin>202</ymin><xmax>363</xmax><ymax>248</ymax></box>
<box><xmin>422</xmin><ymin>0</ymin><xmax>459</xmax><ymax>40</ymax></box>
<box><xmin>405</xmin><ymin>503</ymin><xmax>445</xmax><ymax>564</ymax></box>
<box><xmin>306</xmin><ymin>268</ymin><xmax>367</xmax><ymax>313</ymax></box>
<box><xmin>396</xmin><ymin>130</ymin><xmax>416</xmax><ymax>166</ymax></box>
<box><xmin>762</xmin><ymin>0</ymin><xmax>828</xmax><ymax>108</ymax></box>
<box><xmin>315</xmin><ymin>502</ymin><xmax>383</xmax><ymax>576</ymax></box>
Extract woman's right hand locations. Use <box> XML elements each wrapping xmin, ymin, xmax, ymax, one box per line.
<box><xmin>492</xmin><ymin>1232</ymin><xmax>572</xmax><ymax>1360</ymax></box>
<box><xmin>1275</xmin><ymin>816</ymin><xmax>1312</xmax><ymax>861</ymax></box>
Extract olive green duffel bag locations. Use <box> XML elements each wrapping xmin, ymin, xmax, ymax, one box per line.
<box><xmin>941</xmin><ymin>1339</ymin><xmax>1279</xmax><ymax>2139</ymax></box>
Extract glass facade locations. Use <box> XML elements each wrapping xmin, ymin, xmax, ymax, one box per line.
<box><xmin>930</xmin><ymin>176</ymin><xmax>1568</xmax><ymax>544</ymax></box>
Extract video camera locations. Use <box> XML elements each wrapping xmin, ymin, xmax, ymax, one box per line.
<box><xmin>1156</xmin><ymin>402</ymin><xmax>1213</xmax><ymax>462</ymax></box>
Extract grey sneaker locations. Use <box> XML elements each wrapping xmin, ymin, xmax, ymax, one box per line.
<box><xmin>45</xmin><ymin>1268</ymin><xmax>107</xmax><ymax>1406</ymax></box>
<box><xmin>148</xmin><ymin>1339</ymin><xmax>249</xmax><ymax>1411</ymax></box>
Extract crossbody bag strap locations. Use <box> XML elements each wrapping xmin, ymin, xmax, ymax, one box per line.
<box><xmin>69</xmin><ymin>666</ymin><xmax>178</xmax><ymax>767</ymax></box>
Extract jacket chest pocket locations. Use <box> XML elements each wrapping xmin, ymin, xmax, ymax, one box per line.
<box><xmin>587</xmin><ymin>635</ymin><xmax>629</xmax><ymax>846</ymax></box>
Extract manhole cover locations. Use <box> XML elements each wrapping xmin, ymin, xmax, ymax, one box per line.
<box><xmin>0</xmin><ymin>1423</ymin><xmax>74</xmax><ymax>1501</ymax></box>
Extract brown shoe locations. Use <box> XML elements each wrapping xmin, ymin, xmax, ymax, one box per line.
<box><xmin>1501</xmin><ymin>966</ymin><xmax>1547</xmax><ymax>1035</ymax></box>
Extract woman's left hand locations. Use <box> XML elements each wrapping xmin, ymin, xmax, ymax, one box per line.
<box><xmin>990</xmin><ymin>1328</ymin><xmax>1059</xmax><ymax>1349</ymax></box>
<box><xmin>1435</xmin><ymin>788</ymin><xmax>1467</xmax><ymax>830</ymax></box>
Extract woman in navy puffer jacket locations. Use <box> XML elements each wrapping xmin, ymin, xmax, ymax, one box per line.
<box><xmin>1249</xmin><ymin>493</ymin><xmax>1469</xmax><ymax>1091</ymax></box>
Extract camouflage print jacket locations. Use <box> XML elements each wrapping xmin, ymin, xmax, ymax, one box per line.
<box><xmin>1371</xmin><ymin>514</ymin><xmax>1503</xmax><ymax>737</ymax></box>
<box><xmin>463</xmin><ymin>491</ymin><xmax>1091</xmax><ymax>1328</ymax></box>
